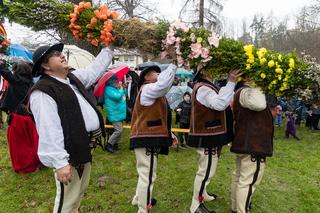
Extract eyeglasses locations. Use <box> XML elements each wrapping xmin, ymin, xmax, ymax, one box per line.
<box><xmin>43</xmin><ymin>50</ymin><xmax>63</xmax><ymax>63</ymax></box>
<box><xmin>47</xmin><ymin>50</ymin><xmax>63</xmax><ymax>58</ymax></box>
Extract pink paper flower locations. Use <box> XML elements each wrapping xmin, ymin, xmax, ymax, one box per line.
<box><xmin>166</xmin><ymin>31</ymin><xmax>176</xmax><ymax>45</ymax></box>
<box><xmin>191</xmin><ymin>43</ymin><xmax>202</xmax><ymax>58</ymax></box>
<box><xmin>201</xmin><ymin>47</ymin><xmax>210</xmax><ymax>58</ymax></box>
<box><xmin>172</xmin><ymin>21</ymin><xmax>189</xmax><ymax>32</ymax></box>
<box><xmin>208</xmin><ymin>35</ymin><xmax>219</xmax><ymax>47</ymax></box>
<box><xmin>174</xmin><ymin>37</ymin><xmax>181</xmax><ymax>48</ymax></box>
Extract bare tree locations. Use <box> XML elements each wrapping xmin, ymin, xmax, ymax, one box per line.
<box><xmin>101</xmin><ymin>0</ymin><xmax>157</xmax><ymax>20</ymax></box>
<box><xmin>250</xmin><ymin>14</ymin><xmax>265</xmax><ymax>47</ymax></box>
<box><xmin>199</xmin><ymin>0</ymin><xmax>204</xmax><ymax>26</ymax></box>
<box><xmin>238</xmin><ymin>19</ymin><xmax>253</xmax><ymax>44</ymax></box>
<box><xmin>179</xmin><ymin>0</ymin><xmax>224</xmax><ymax>33</ymax></box>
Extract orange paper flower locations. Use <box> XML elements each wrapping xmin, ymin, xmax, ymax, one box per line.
<box><xmin>68</xmin><ymin>1</ymin><xmax>120</xmax><ymax>47</ymax></box>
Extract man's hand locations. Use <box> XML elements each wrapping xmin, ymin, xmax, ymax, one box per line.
<box><xmin>116</xmin><ymin>81</ymin><xmax>123</xmax><ymax>89</ymax></box>
<box><xmin>55</xmin><ymin>164</ymin><xmax>73</xmax><ymax>185</ymax></box>
<box><xmin>228</xmin><ymin>69</ymin><xmax>241</xmax><ymax>83</ymax></box>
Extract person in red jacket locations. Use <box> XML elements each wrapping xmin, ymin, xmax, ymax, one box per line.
<box><xmin>0</xmin><ymin>60</ymin><xmax>40</xmax><ymax>174</ymax></box>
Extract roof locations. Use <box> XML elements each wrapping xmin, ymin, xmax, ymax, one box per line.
<box><xmin>114</xmin><ymin>48</ymin><xmax>141</xmax><ymax>56</ymax></box>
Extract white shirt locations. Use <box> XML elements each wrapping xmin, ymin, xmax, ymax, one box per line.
<box><xmin>239</xmin><ymin>87</ymin><xmax>266</xmax><ymax>111</ymax></box>
<box><xmin>30</xmin><ymin>47</ymin><xmax>113</xmax><ymax>169</ymax></box>
<box><xmin>196</xmin><ymin>82</ymin><xmax>236</xmax><ymax>111</ymax></box>
<box><xmin>140</xmin><ymin>64</ymin><xmax>177</xmax><ymax>106</ymax></box>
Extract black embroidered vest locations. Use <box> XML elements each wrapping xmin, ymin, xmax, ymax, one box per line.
<box><xmin>30</xmin><ymin>73</ymin><xmax>105</xmax><ymax>166</ymax></box>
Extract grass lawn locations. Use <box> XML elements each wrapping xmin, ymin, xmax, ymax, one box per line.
<box><xmin>0</xmin><ymin>124</ymin><xmax>319</xmax><ymax>213</ymax></box>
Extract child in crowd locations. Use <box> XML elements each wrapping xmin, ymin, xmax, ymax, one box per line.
<box><xmin>175</xmin><ymin>92</ymin><xmax>191</xmax><ymax>148</ymax></box>
<box><xmin>285</xmin><ymin>111</ymin><xmax>300</xmax><ymax>140</ymax></box>
<box><xmin>274</xmin><ymin>104</ymin><xmax>282</xmax><ymax>127</ymax></box>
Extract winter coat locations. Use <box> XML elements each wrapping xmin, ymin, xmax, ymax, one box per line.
<box><xmin>175</xmin><ymin>100</ymin><xmax>191</xmax><ymax>124</ymax></box>
<box><xmin>104</xmin><ymin>85</ymin><xmax>126</xmax><ymax>123</ymax></box>
<box><xmin>0</xmin><ymin>61</ymin><xmax>33</xmax><ymax>115</ymax></box>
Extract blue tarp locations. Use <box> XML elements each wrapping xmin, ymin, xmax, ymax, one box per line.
<box><xmin>8</xmin><ymin>43</ymin><xmax>33</xmax><ymax>62</ymax></box>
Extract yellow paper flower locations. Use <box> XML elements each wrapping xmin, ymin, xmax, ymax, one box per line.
<box><xmin>260</xmin><ymin>58</ymin><xmax>267</xmax><ymax>65</ymax></box>
<box><xmin>246</xmin><ymin>64</ymin><xmax>251</xmax><ymax>70</ymax></box>
<box><xmin>260</xmin><ymin>73</ymin><xmax>266</xmax><ymax>79</ymax></box>
<box><xmin>247</xmin><ymin>54</ymin><xmax>254</xmax><ymax>64</ymax></box>
<box><xmin>268</xmin><ymin>60</ymin><xmax>275</xmax><ymax>68</ymax></box>
<box><xmin>257</xmin><ymin>48</ymin><xmax>267</xmax><ymax>58</ymax></box>
<box><xmin>260</xmin><ymin>48</ymin><xmax>267</xmax><ymax>54</ymax></box>
<box><xmin>289</xmin><ymin>58</ymin><xmax>295</xmax><ymax>68</ymax></box>
<box><xmin>282</xmin><ymin>82</ymin><xmax>287</xmax><ymax>88</ymax></box>
<box><xmin>278</xmin><ymin>54</ymin><xmax>283</xmax><ymax>62</ymax></box>
<box><xmin>275</xmin><ymin>68</ymin><xmax>283</xmax><ymax>74</ymax></box>
<box><xmin>286</xmin><ymin>69</ymin><xmax>292</xmax><ymax>74</ymax></box>
<box><xmin>271</xmin><ymin>79</ymin><xmax>277</xmax><ymax>85</ymax></box>
<box><xmin>197</xmin><ymin>37</ymin><xmax>203</xmax><ymax>43</ymax></box>
<box><xmin>278</xmin><ymin>75</ymin><xmax>282</xmax><ymax>80</ymax></box>
<box><xmin>243</xmin><ymin>44</ymin><xmax>254</xmax><ymax>54</ymax></box>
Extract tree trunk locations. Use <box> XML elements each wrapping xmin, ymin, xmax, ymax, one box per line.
<box><xmin>199</xmin><ymin>0</ymin><xmax>204</xmax><ymax>26</ymax></box>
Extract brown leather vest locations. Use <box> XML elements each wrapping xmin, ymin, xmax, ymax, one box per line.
<box><xmin>189</xmin><ymin>82</ymin><xmax>227</xmax><ymax>136</ymax></box>
<box><xmin>130</xmin><ymin>89</ymin><xmax>169</xmax><ymax>139</ymax></box>
<box><xmin>231</xmin><ymin>88</ymin><xmax>274</xmax><ymax>157</ymax></box>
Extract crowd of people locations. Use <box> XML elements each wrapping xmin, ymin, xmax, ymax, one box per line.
<box><xmin>0</xmin><ymin>42</ymin><xmax>313</xmax><ymax>213</ymax></box>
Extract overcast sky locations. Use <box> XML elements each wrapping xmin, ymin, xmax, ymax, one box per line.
<box><xmin>157</xmin><ymin>0</ymin><xmax>310</xmax><ymax>21</ymax></box>
<box><xmin>222</xmin><ymin>0</ymin><xmax>308</xmax><ymax>19</ymax></box>
<box><xmin>5</xmin><ymin>0</ymin><xmax>313</xmax><ymax>44</ymax></box>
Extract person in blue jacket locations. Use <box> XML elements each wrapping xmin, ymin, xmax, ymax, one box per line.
<box><xmin>104</xmin><ymin>75</ymin><xmax>127</xmax><ymax>153</ymax></box>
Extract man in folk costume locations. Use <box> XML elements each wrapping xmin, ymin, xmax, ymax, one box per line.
<box><xmin>230</xmin><ymin>77</ymin><xmax>273</xmax><ymax>213</ymax></box>
<box><xmin>188</xmin><ymin>68</ymin><xmax>240</xmax><ymax>213</ymax></box>
<box><xmin>130</xmin><ymin>64</ymin><xmax>177</xmax><ymax>213</ymax></box>
<box><xmin>29</xmin><ymin>43</ymin><xmax>113</xmax><ymax>213</ymax></box>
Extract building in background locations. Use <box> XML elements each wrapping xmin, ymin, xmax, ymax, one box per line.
<box><xmin>113</xmin><ymin>48</ymin><xmax>144</xmax><ymax>69</ymax></box>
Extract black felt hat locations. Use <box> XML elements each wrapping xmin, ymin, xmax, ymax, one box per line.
<box><xmin>138</xmin><ymin>65</ymin><xmax>161</xmax><ymax>88</ymax></box>
<box><xmin>32</xmin><ymin>43</ymin><xmax>64</xmax><ymax>77</ymax></box>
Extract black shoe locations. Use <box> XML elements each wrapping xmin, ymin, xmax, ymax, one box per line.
<box><xmin>151</xmin><ymin>198</ymin><xmax>157</xmax><ymax>206</ymax></box>
<box><xmin>194</xmin><ymin>203</ymin><xmax>216</xmax><ymax>213</ymax></box>
<box><xmin>105</xmin><ymin>143</ymin><xmax>114</xmax><ymax>153</ymax></box>
<box><xmin>179</xmin><ymin>144</ymin><xmax>187</xmax><ymax>150</ymax></box>
<box><xmin>181</xmin><ymin>143</ymin><xmax>189</xmax><ymax>148</ymax></box>
<box><xmin>294</xmin><ymin>136</ymin><xmax>301</xmax><ymax>140</ymax></box>
<box><xmin>207</xmin><ymin>192</ymin><xmax>217</xmax><ymax>200</ymax></box>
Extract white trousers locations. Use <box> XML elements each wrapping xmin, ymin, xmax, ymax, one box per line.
<box><xmin>231</xmin><ymin>154</ymin><xmax>266</xmax><ymax>213</ymax></box>
<box><xmin>190</xmin><ymin>148</ymin><xmax>219</xmax><ymax>213</ymax></box>
<box><xmin>132</xmin><ymin>148</ymin><xmax>158</xmax><ymax>213</ymax></box>
<box><xmin>53</xmin><ymin>162</ymin><xmax>91</xmax><ymax>213</ymax></box>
